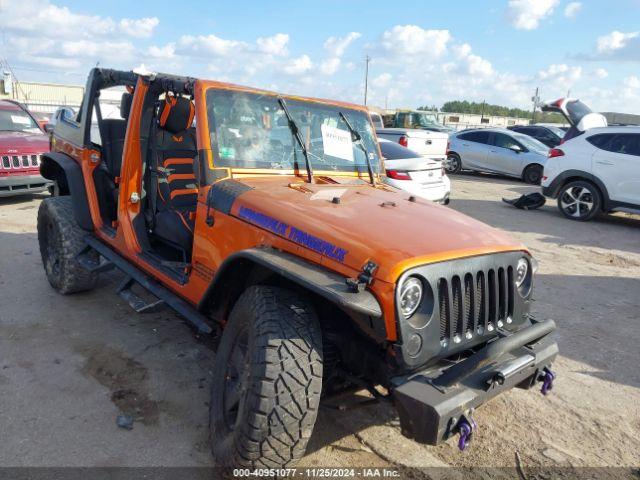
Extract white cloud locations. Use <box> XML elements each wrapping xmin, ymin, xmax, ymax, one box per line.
<box><xmin>148</xmin><ymin>44</ymin><xmax>176</xmax><ymax>59</ymax></box>
<box><xmin>282</xmin><ymin>55</ymin><xmax>313</xmax><ymax>75</ymax></box>
<box><xmin>596</xmin><ymin>30</ymin><xmax>639</xmax><ymax>53</ymax></box>
<box><xmin>323</xmin><ymin>32</ymin><xmax>361</xmax><ymax>57</ymax></box>
<box><xmin>537</xmin><ymin>63</ymin><xmax>582</xmax><ymax>84</ymax></box>
<box><xmin>257</xmin><ymin>33</ymin><xmax>289</xmax><ymax>56</ymax></box>
<box><xmin>624</xmin><ymin>76</ymin><xmax>640</xmax><ymax>89</ymax></box>
<box><xmin>594</xmin><ymin>68</ymin><xmax>608</xmax><ymax>79</ymax></box>
<box><xmin>506</xmin><ymin>0</ymin><xmax>559</xmax><ymax>30</ymax></box>
<box><xmin>372</xmin><ymin>73</ymin><xmax>392</xmax><ymax>88</ymax></box>
<box><xmin>119</xmin><ymin>17</ymin><xmax>159</xmax><ymax>38</ymax></box>
<box><xmin>381</xmin><ymin>25</ymin><xmax>451</xmax><ymax>58</ymax></box>
<box><xmin>564</xmin><ymin>2</ymin><xmax>582</xmax><ymax>18</ymax></box>
<box><xmin>320</xmin><ymin>58</ymin><xmax>341</xmax><ymax>75</ymax></box>
<box><xmin>178</xmin><ymin>34</ymin><xmax>247</xmax><ymax>56</ymax></box>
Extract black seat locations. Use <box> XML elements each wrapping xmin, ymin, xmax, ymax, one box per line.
<box><xmin>102</xmin><ymin>92</ymin><xmax>133</xmax><ymax>179</ymax></box>
<box><xmin>150</xmin><ymin>95</ymin><xmax>197</xmax><ymax>253</ymax></box>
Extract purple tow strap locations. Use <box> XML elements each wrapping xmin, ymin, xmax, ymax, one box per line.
<box><xmin>541</xmin><ymin>367</ymin><xmax>555</xmax><ymax>395</ymax></box>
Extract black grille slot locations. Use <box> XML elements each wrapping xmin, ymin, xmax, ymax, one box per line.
<box><xmin>464</xmin><ymin>273</ymin><xmax>475</xmax><ymax>333</ymax></box>
<box><xmin>498</xmin><ymin>267</ymin><xmax>506</xmax><ymax>320</ymax></box>
<box><xmin>476</xmin><ymin>271</ymin><xmax>486</xmax><ymax>329</ymax></box>
<box><xmin>1</xmin><ymin>156</ymin><xmax>9</xmax><ymax>168</ymax></box>
<box><xmin>12</xmin><ymin>156</ymin><xmax>19</xmax><ymax>168</ymax></box>
<box><xmin>488</xmin><ymin>269</ymin><xmax>497</xmax><ymax>324</ymax></box>
<box><xmin>31</xmin><ymin>155</ymin><xmax>38</xmax><ymax>166</ymax></box>
<box><xmin>438</xmin><ymin>278</ymin><xmax>449</xmax><ymax>340</ymax></box>
<box><xmin>452</xmin><ymin>275</ymin><xmax>463</xmax><ymax>336</ymax></box>
<box><xmin>21</xmin><ymin>155</ymin><xmax>29</xmax><ymax>167</ymax></box>
<box><xmin>507</xmin><ymin>266</ymin><xmax>514</xmax><ymax>318</ymax></box>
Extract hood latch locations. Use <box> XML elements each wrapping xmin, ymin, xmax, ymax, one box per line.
<box><xmin>346</xmin><ymin>261</ymin><xmax>378</xmax><ymax>293</ymax></box>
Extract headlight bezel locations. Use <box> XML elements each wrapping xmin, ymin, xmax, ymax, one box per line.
<box><xmin>516</xmin><ymin>257</ymin><xmax>534</xmax><ymax>297</ymax></box>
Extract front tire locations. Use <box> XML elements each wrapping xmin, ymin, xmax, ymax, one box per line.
<box><xmin>445</xmin><ymin>153</ymin><xmax>462</xmax><ymax>174</ymax></box>
<box><xmin>37</xmin><ymin>196</ymin><xmax>97</xmax><ymax>294</ymax></box>
<box><xmin>557</xmin><ymin>180</ymin><xmax>601</xmax><ymax>221</ymax></box>
<box><xmin>209</xmin><ymin>286</ymin><xmax>323</xmax><ymax>468</ymax></box>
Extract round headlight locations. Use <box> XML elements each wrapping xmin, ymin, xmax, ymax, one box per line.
<box><xmin>515</xmin><ymin>258</ymin><xmax>529</xmax><ymax>287</ymax></box>
<box><xmin>400</xmin><ymin>277</ymin><xmax>423</xmax><ymax>318</ymax></box>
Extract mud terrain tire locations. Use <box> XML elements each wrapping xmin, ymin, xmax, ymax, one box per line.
<box><xmin>37</xmin><ymin>196</ymin><xmax>97</xmax><ymax>294</ymax></box>
<box><xmin>209</xmin><ymin>286</ymin><xmax>323</xmax><ymax>468</ymax></box>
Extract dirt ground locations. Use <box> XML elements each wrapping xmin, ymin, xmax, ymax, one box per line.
<box><xmin>0</xmin><ymin>173</ymin><xmax>639</xmax><ymax>477</ymax></box>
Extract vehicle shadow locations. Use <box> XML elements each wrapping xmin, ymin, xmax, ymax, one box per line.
<box><xmin>449</xmin><ymin>197</ymin><xmax>640</xmax><ymax>255</ymax></box>
<box><xmin>0</xmin><ymin>192</ymin><xmax>48</xmax><ymax>207</ymax></box>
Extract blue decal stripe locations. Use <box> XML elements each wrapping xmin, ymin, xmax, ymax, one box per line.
<box><xmin>237</xmin><ymin>206</ymin><xmax>348</xmax><ymax>263</ymax></box>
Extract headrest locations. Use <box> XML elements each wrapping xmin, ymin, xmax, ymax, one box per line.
<box><xmin>120</xmin><ymin>93</ymin><xmax>133</xmax><ymax>119</ymax></box>
<box><xmin>158</xmin><ymin>94</ymin><xmax>195</xmax><ymax>134</ymax></box>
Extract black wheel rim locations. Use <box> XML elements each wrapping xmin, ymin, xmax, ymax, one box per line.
<box><xmin>222</xmin><ymin>327</ymin><xmax>250</xmax><ymax>430</ymax></box>
<box><xmin>44</xmin><ymin>219</ymin><xmax>61</xmax><ymax>278</ymax></box>
<box><xmin>527</xmin><ymin>169</ymin><xmax>541</xmax><ymax>183</ymax></box>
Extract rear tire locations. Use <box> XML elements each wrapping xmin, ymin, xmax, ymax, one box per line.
<box><xmin>37</xmin><ymin>196</ymin><xmax>97</xmax><ymax>294</ymax></box>
<box><xmin>523</xmin><ymin>164</ymin><xmax>543</xmax><ymax>185</ymax></box>
<box><xmin>209</xmin><ymin>286</ymin><xmax>323</xmax><ymax>468</ymax></box>
<box><xmin>445</xmin><ymin>153</ymin><xmax>462</xmax><ymax>174</ymax></box>
<box><xmin>557</xmin><ymin>180</ymin><xmax>601</xmax><ymax>221</ymax></box>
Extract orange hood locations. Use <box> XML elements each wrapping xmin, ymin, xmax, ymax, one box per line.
<box><xmin>230</xmin><ymin>177</ymin><xmax>525</xmax><ymax>283</ymax></box>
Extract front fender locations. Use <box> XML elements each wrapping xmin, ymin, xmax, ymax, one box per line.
<box><xmin>198</xmin><ymin>247</ymin><xmax>384</xmax><ymax>334</ymax></box>
<box><xmin>40</xmin><ymin>153</ymin><xmax>93</xmax><ymax>231</ymax></box>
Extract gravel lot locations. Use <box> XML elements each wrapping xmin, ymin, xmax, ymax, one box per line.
<box><xmin>0</xmin><ymin>174</ymin><xmax>638</xmax><ymax>477</ymax></box>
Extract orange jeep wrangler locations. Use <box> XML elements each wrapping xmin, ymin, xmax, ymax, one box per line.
<box><xmin>37</xmin><ymin>68</ymin><xmax>557</xmax><ymax>467</ymax></box>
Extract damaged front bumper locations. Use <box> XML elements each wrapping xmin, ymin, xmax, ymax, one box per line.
<box><xmin>391</xmin><ymin>318</ymin><xmax>558</xmax><ymax>446</ymax></box>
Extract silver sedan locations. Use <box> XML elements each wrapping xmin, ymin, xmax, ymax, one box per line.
<box><xmin>446</xmin><ymin>128</ymin><xmax>549</xmax><ymax>184</ymax></box>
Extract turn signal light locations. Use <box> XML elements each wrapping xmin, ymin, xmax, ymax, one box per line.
<box><xmin>386</xmin><ymin>169</ymin><xmax>412</xmax><ymax>180</ymax></box>
<box><xmin>399</xmin><ymin>135</ymin><xmax>408</xmax><ymax>147</ymax></box>
<box><xmin>548</xmin><ymin>148</ymin><xmax>565</xmax><ymax>158</ymax></box>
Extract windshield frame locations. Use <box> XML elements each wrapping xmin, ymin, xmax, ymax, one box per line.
<box><xmin>202</xmin><ymin>84</ymin><xmax>384</xmax><ymax>180</ymax></box>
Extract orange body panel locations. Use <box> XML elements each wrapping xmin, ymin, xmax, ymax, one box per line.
<box><xmin>54</xmin><ymin>75</ymin><xmax>527</xmax><ymax>342</ymax></box>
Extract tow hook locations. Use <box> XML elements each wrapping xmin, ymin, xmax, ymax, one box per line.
<box><xmin>456</xmin><ymin>415</ymin><xmax>477</xmax><ymax>451</ymax></box>
<box><xmin>540</xmin><ymin>367</ymin><xmax>555</xmax><ymax>395</ymax></box>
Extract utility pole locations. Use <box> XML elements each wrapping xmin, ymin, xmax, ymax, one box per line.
<box><xmin>363</xmin><ymin>55</ymin><xmax>370</xmax><ymax>106</ymax></box>
<box><xmin>480</xmin><ymin>100</ymin><xmax>486</xmax><ymax>122</ymax></box>
<box><xmin>531</xmin><ymin>87</ymin><xmax>540</xmax><ymax>123</ymax></box>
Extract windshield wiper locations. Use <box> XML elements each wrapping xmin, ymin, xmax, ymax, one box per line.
<box><xmin>278</xmin><ymin>97</ymin><xmax>313</xmax><ymax>183</ymax></box>
<box><xmin>338</xmin><ymin>111</ymin><xmax>375</xmax><ymax>185</ymax></box>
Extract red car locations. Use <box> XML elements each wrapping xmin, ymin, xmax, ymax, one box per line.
<box><xmin>0</xmin><ymin>100</ymin><xmax>51</xmax><ymax>197</ymax></box>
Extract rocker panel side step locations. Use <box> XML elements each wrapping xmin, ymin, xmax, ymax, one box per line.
<box><xmin>82</xmin><ymin>235</ymin><xmax>213</xmax><ymax>334</ymax></box>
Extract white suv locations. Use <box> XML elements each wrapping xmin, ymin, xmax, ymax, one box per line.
<box><xmin>542</xmin><ymin>126</ymin><xmax>640</xmax><ymax>220</ymax></box>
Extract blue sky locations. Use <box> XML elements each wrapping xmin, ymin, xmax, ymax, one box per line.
<box><xmin>2</xmin><ymin>0</ymin><xmax>640</xmax><ymax>112</ymax></box>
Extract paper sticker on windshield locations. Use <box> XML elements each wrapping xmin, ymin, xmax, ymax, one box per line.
<box><xmin>11</xmin><ymin>115</ymin><xmax>31</xmax><ymax>124</ymax></box>
<box><xmin>321</xmin><ymin>124</ymin><xmax>353</xmax><ymax>162</ymax></box>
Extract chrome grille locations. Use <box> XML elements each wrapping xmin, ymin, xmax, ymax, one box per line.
<box><xmin>438</xmin><ymin>266</ymin><xmax>514</xmax><ymax>345</ymax></box>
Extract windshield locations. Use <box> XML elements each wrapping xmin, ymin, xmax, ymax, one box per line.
<box><xmin>512</xmin><ymin>132</ymin><xmax>549</xmax><ymax>152</ymax></box>
<box><xmin>546</xmin><ymin>125</ymin><xmax>566</xmax><ymax>138</ymax></box>
<box><xmin>566</xmin><ymin>100</ymin><xmax>593</xmax><ymax>125</ymax></box>
<box><xmin>411</xmin><ymin>112</ymin><xmax>440</xmax><ymax>127</ymax></box>
<box><xmin>0</xmin><ymin>109</ymin><xmax>40</xmax><ymax>133</ymax></box>
<box><xmin>206</xmin><ymin>89</ymin><xmax>381</xmax><ymax>175</ymax></box>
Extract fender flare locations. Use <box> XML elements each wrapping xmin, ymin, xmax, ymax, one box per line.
<box><xmin>40</xmin><ymin>152</ymin><xmax>94</xmax><ymax>231</ymax></box>
<box><xmin>198</xmin><ymin>247</ymin><xmax>385</xmax><ymax>337</ymax></box>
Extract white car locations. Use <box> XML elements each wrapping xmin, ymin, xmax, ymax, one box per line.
<box><xmin>542</xmin><ymin>126</ymin><xmax>640</xmax><ymax>220</ymax></box>
<box><xmin>379</xmin><ymin>138</ymin><xmax>450</xmax><ymax>204</ymax></box>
